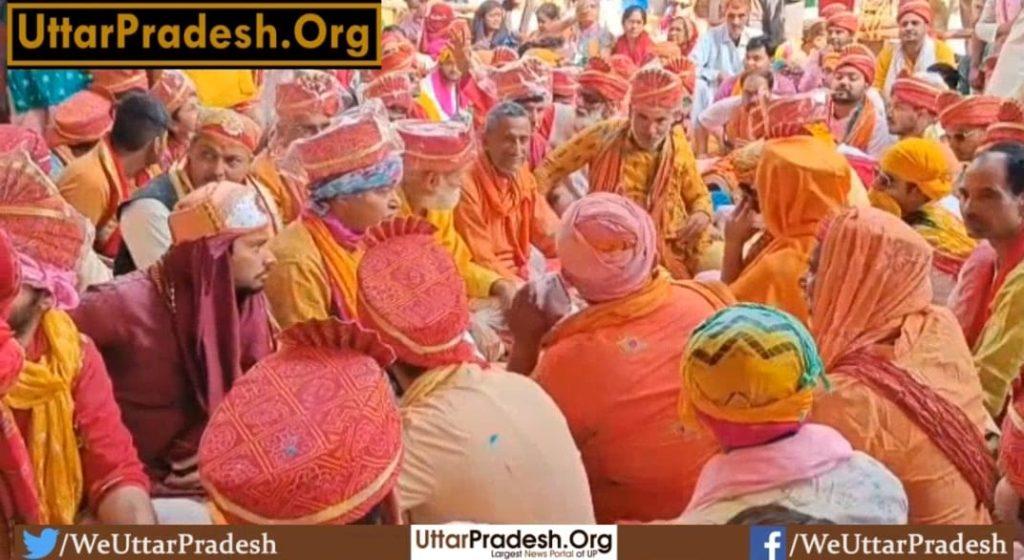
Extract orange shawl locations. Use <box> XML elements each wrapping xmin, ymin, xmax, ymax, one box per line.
<box><xmin>302</xmin><ymin>216</ymin><xmax>362</xmax><ymax>320</ymax></box>
<box><xmin>252</xmin><ymin>152</ymin><xmax>305</xmax><ymax>225</ymax></box>
<box><xmin>730</xmin><ymin>137</ymin><xmax>850</xmax><ymax>323</ymax></box>
<box><xmin>811</xmin><ymin>207</ymin><xmax>995</xmax><ymax>514</ymax></box>
<box><xmin>834</xmin><ymin>98</ymin><xmax>878</xmax><ymax>154</ymax></box>
<box><xmin>588</xmin><ymin>121</ymin><xmax>704</xmax><ymax>278</ymax></box>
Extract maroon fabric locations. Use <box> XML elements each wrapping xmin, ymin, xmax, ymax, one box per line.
<box><xmin>71</xmin><ymin>237</ymin><xmax>274</xmax><ymax>493</ymax></box>
<box><xmin>832</xmin><ymin>349</ymin><xmax>996</xmax><ymax>511</ymax></box>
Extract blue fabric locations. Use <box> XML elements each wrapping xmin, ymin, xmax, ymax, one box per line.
<box><xmin>8</xmin><ymin>70</ymin><xmax>90</xmax><ymax>113</ymax></box>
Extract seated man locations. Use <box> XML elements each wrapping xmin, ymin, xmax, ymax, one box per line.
<box><xmin>264</xmin><ymin>100</ymin><xmax>403</xmax><ymax>328</ymax></box>
<box><xmin>887</xmin><ymin>75</ymin><xmax>947</xmax><ymax>140</ymax></box>
<box><xmin>150</xmin><ymin>70</ymin><xmax>200</xmax><ymax>168</ymax></box>
<box><xmin>535</xmin><ymin>67</ymin><xmax>715</xmax><ymax>278</ymax></box>
<box><xmin>490</xmin><ymin>57</ymin><xmax>557</xmax><ymax>170</ymax></box>
<box><xmin>0</xmin><ymin>151</ymin><xmax>153</xmax><ymax>525</ymax></box>
<box><xmin>938</xmin><ymin>93</ymin><xmax>1004</xmax><ymax>163</ymax></box>
<box><xmin>455</xmin><ymin>102</ymin><xmax>559</xmax><ymax>282</ymax></box>
<box><xmin>827</xmin><ymin>45</ymin><xmax>894</xmax><ymax>158</ymax></box>
<box><xmin>874</xmin><ymin>1</ymin><xmax>956</xmax><ymax>95</ymax></box>
<box><xmin>363</xmin><ymin>72</ymin><xmax>430</xmax><ymax>121</ymax></box>
<box><xmin>116</xmin><ymin>107</ymin><xmax>278</xmax><ymax>274</ymax></box>
<box><xmin>253</xmin><ymin>70</ymin><xmax>343</xmax><ymax>224</ymax></box>
<box><xmin>356</xmin><ymin>217</ymin><xmax>595</xmax><ymax>523</ymax></box>
<box><xmin>72</xmin><ymin>181</ymin><xmax>277</xmax><ymax>497</ymax></box>
<box><xmin>694</xmin><ymin>69</ymin><xmax>772</xmax><ymax>156</ymax></box>
<box><xmin>199</xmin><ymin>320</ymin><xmax>403</xmax><ymax>525</ymax></box>
<box><xmin>512</xmin><ymin>193</ymin><xmax>733</xmax><ymax>523</ymax></box>
<box><xmin>871</xmin><ymin>137</ymin><xmax>975</xmax><ymax>303</ymax></box>
<box><xmin>57</xmin><ymin>91</ymin><xmax>169</xmax><ymax>258</ymax></box>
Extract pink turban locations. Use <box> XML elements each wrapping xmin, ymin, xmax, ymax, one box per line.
<box><xmin>557</xmin><ymin>193</ymin><xmax>657</xmax><ymax>303</ymax></box>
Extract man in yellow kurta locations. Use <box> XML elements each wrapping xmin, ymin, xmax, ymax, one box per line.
<box><xmin>251</xmin><ymin>71</ymin><xmax>342</xmax><ymax>224</ymax></box>
<box><xmin>395</xmin><ymin>119</ymin><xmax>517</xmax><ymax>307</ymax></box>
<box><xmin>263</xmin><ymin>101</ymin><xmax>403</xmax><ymax>330</ymax></box>
<box><xmin>534</xmin><ymin>66</ymin><xmax>715</xmax><ymax>278</ymax></box>
<box><xmin>874</xmin><ymin>1</ymin><xmax>955</xmax><ymax>95</ymax></box>
<box><xmin>57</xmin><ymin>92</ymin><xmax>169</xmax><ymax>259</ymax></box>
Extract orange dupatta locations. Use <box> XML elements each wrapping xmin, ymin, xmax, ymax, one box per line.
<box><xmin>302</xmin><ymin>216</ymin><xmax>362</xmax><ymax>320</ymax></box>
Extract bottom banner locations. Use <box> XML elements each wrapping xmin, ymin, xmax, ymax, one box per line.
<box><xmin>11</xmin><ymin>524</ymin><xmax>1015</xmax><ymax>560</ymax></box>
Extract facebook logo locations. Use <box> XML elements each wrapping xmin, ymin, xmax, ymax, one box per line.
<box><xmin>750</xmin><ymin>526</ymin><xmax>787</xmax><ymax>560</ymax></box>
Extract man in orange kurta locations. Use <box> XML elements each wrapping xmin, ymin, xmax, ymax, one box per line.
<box><xmin>511</xmin><ymin>193</ymin><xmax>733</xmax><ymax>523</ymax></box>
<box><xmin>252</xmin><ymin>70</ymin><xmax>343</xmax><ymax>224</ymax></box>
<box><xmin>57</xmin><ymin>92</ymin><xmax>169</xmax><ymax>258</ymax></box>
<box><xmin>455</xmin><ymin>102</ymin><xmax>559</xmax><ymax>282</ymax></box>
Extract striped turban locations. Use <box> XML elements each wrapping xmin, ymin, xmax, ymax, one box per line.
<box><xmin>837</xmin><ymin>44</ymin><xmax>877</xmax><ymax>84</ymax></box>
<box><xmin>890</xmin><ymin>75</ymin><xmax>946</xmax><ymax>114</ymax></box>
<box><xmin>578</xmin><ymin>58</ymin><xmax>631</xmax><ymax>104</ymax></box>
<box><xmin>826</xmin><ymin>10</ymin><xmax>859</xmax><ymax>34</ymax></box>
<box><xmin>981</xmin><ymin>101</ymin><xmax>1024</xmax><ymax>149</ymax></box>
<box><xmin>630</xmin><ymin>67</ymin><xmax>684</xmax><ymax>111</ymax></box>
<box><xmin>898</xmin><ymin>0</ymin><xmax>933</xmax><ymax>23</ymax></box>
<box><xmin>938</xmin><ymin>93</ymin><xmax>1004</xmax><ymax>129</ymax></box>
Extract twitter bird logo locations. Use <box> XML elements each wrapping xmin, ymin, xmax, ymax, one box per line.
<box><xmin>22</xmin><ymin>528</ymin><xmax>59</xmax><ymax>559</ymax></box>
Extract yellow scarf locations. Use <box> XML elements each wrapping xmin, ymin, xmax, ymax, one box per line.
<box><xmin>303</xmin><ymin>217</ymin><xmax>363</xmax><ymax>320</ymax></box>
<box><xmin>4</xmin><ymin>310</ymin><xmax>83</xmax><ymax>525</ymax></box>
<box><xmin>399</xmin><ymin>364</ymin><xmax>465</xmax><ymax>410</ymax></box>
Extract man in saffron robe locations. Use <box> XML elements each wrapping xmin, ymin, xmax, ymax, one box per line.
<box><xmin>0</xmin><ymin>151</ymin><xmax>154</xmax><ymax>525</ymax></box>
<box><xmin>57</xmin><ymin>92</ymin><xmax>170</xmax><ymax>259</ymax></box>
<box><xmin>828</xmin><ymin>45</ymin><xmax>894</xmax><ymax>158</ymax></box>
<box><xmin>253</xmin><ymin>70</ymin><xmax>342</xmax><ymax>224</ymax></box>
<box><xmin>808</xmin><ymin>207</ymin><xmax>995</xmax><ymax>524</ymax></box>
<box><xmin>116</xmin><ymin>107</ymin><xmax>280</xmax><ymax>274</ymax></box>
<box><xmin>939</xmin><ymin>93</ymin><xmax>1005</xmax><ymax>163</ymax></box>
<box><xmin>534</xmin><ymin>67</ymin><xmax>716</xmax><ymax>278</ymax></box>
<box><xmin>724</xmin><ymin>136</ymin><xmax>851</xmax><ymax>324</ymax></box>
<box><xmin>264</xmin><ymin>100</ymin><xmax>404</xmax><ymax>329</ymax></box>
<box><xmin>45</xmin><ymin>90</ymin><xmax>113</xmax><ymax>179</ymax></box>
<box><xmin>874</xmin><ymin>1</ymin><xmax>956</xmax><ymax>95</ymax></box>
<box><xmin>871</xmin><ymin>138</ymin><xmax>974</xmax><ymax>303</ymax></box>
<box><xmin>150</xmin><ymin>70</ymin><xmax>200</xmax><ymax>170</ymax></box>
<box><xmin>491</xmin><ymin>57</ymin><xmax>556</xmax><ymax>170</ymax></box>
<box><xmin>949</xmin><ymin>143</ymin><xmax>1024</xmax><ymax>418</ymax></box>
<box><xmin>72</xmin><ymin>181</ymin><xmax>276</xmax><ymax>498</ymax></box>
<box><xmin>356</xmin><ymin>217</ymin><xmax>595</xmax><ymax>524</ymax></box>
<box><xmin>455</xmin><ymin>102</ymin><xmax>559</xmax><ymax>282</ymax></box>
<box><xmin>510</xmin><ymin>193</ymin><xmax>733</xmax><ymax>523</ymax></box>
<box><xmin>887</xmin><ymin>75</ymin><xmax>947</xmax><ymax>140</ymax></box>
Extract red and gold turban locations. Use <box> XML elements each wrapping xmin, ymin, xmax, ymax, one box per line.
<box><xmin>609</xmin><ymin>54</ymin><xmax>639</xmax><ymax>80</ymax></box>
<box><xmin>819</xmin><ymin>3</ymin><xmax>848</xmax><ymax>18</ymax></box>
<box><xmin>981</xmin><ymin>101</ymin><xmax>1024</xmax><ymax>149</ymax></box>
<box><xmin>552</xmin><ymin>66</ymin><xmax>580</xmax><ymax>100</ymax></box>
<box><xmin>357</xmin><ymin>217</ymin><xmax>478</xmax><ymax>369</ymax></box>
<box><xmin>826</xmin><ymin>10</ymin><xmax>859</xmax><ymax>34</ymax></box>
<box><xmin>168</xmin><ymin>181</ymin><xmax>271</xmax><ymax>246</ymax></box>
<box><xmin>0</xmin><ymin>125</ymin><xmax>52</xmax><ymax>175</ymax></box>
<box><xmin>578</xmin><ymin>58</ymin><xmax>631</xmax><ymax>103</ymax></box>
<box><xmin>196</xmin><ymin>108</ymin><xmax>262</xmax><ymax>154</ymax></box>
<box><xmin>630</xmin><ymin>67</ymin><xmax>684</xmax><ymax>111</ymax></box>
<box><xmin>665</xmin><ymin>57</ymin><xmax>697</xmax><ymax>94</ymax></box>
<box><xmin>492</xmin><ymin>56</ymin><xmax>552</xmax><ymax>102</ymax></box>
<box><xmin>0</xmin><ymin>151</ymin><xmax>90</xmax><ymax>276</ymax></box>
<box><xmin>938</xmin><ymin>93</ymin><xmax>1004</xmax><ymax>129</ymax></box>
<box><xmin>491</xmin><ymin>46</ymin><xmax>520</xmax><ymax>68</ymax></box>
<box><xmin>46</xmin><ymin>90</ymin><xmax>114</xmax><ymax>148</ymax></box>
<box><xmin>89</xmin><ymin>69</ymin><xmax>148</xmax><ymax>96</ymax></box>
<box><xmin>837</xmin><ymin>44</ymin><xmax>877</xmax><ymax>84</ymax></box>
<box><xmin>290</xmin><ymin>100</ymin><xmax>402</xmax><ymax>187</ymax></box>
<box><xmin>150</xmin><ymin>70</ymin><xmax>197</xmax><ymax>114</ymax></box>
<box><xmin>276</xmin><ymin>70</ymin><xmax>342</xmax><ymax>119</ymax></box>
<box><xmin>395</xmin><ymin>119</ymin><xmax>476</xmax><ymax>174</ymax></box>
<box><xmin>765</xmin><ymin>94</ymin><xmax>830</xmax><ymax>139</ymax></box>
<box><xmin>890</xmin><ymin>75</ymin><xmax>945</xmax><ymax>114</ymax></box>
<box><xmin>199</xmin><ymin>319</ymin><xmax>402</xmax><ymax>525</ymax></box>
<box><xmin>898</xmin><ymin>0</ymin><xmax>933</xmax><ymax>23</ymax></box>
<box><xmin>363</xmin><ymin>73</ymin><xmax>415</xmax><ymax>111</ymax></box>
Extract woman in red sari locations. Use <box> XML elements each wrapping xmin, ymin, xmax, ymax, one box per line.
<box><xmin>612</xmin><ymin>7</ymin><xmax>655</xmax><ymax>66</ymax></box>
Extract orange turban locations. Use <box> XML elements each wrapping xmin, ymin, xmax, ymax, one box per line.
<box><xmin>46</xmin><ymin>90</ymin><xmax>113</xmax><ymax>148</ymax></box>
<box><xmin>837</xmin><ymin>44</ymin><xmax>876</xmax><ymax>84</ymax></box>
<box><xmin>89</xmin><ymin>69</ymin><xmax>148</xmax><ymax>96</ymax></box>
<box><xmin>552</xmin><ymin>67</ymin><xmax>580</xmax><ymax>100</ymax></box>
<box><xmin>491</xmin><ymin>46</ymin><xmax>520</xmax><ymax>68</ymax></box>
<box><xmin>150</xmin><ymin>70</ymin><xmax>197</xmax><ymax>114</ymax></box>
<box><xmin>578</xmin><ymin>58</ymin><xmax>631</xmax><ymax>103</ymax></box>
<box><xmin>395</xmin><ymin>119</ymin><xmax>476</xmax><ymax>174</ymax></box>
<box><xmin>276</xmin><ymin>70</ymin><xmax>342</xmax><ymax>119</ymax></box>
<box><xmin>381</xmin><ymin>36</ymin><xmax>417</xmax><ymax>75</ymax></box>
<box><xmin>169</xmin><ymin>181</ymin><xmax>271</xmax><ymax>245</ymax></box>
<box><xmin>938</xmin><ymin>93</ymin><xmax>1004</xmax><ymax>129</ymax></box>
<box><xmin>653</xmin><ymin>41</ymin><xmax>683</xmax><ymax>61</ymax></box>
<box><xmin>196</xmin><ymin>108</ymin><xmax>262</xmax><ymax>154</ymax></box>
<box><xmin>765</xmin><ymin>94</ymin><xmax>830</xmax><ymax>139</ymax></box>
<box><xmin>820</xmin><ymin>3</ymin><xmax>848</xmax><ymax>18</ymax></box>
<box><xmin>981</xmin><ymin>101</ymin><xmax>1024</xmax><ymax>149</ymax></box>
<box><xmin>890</xmin><ymin>76</ymin><xmax>946</xmax><ymax>114</ymax></box>
<box><xmin>821</xmin><ymin>51</ymin><xmax>842</xmax><ymax>71</ymax></box>
<box><xmin>609</xmin><ymin>54</ymin><xmax>639</xmax><ymax>80</ymax></box>
<box><xmin>898</xmin><ymin>0</ymin><xmax>933</xmax><ymax>23</ymax></box>
<box><xmin>363</xmin><ymin>73</ymin><xmax>415</xmax><ymax>111</ymax></box>
<box><xmin>630</xmin><ymin>67</ymin><xmax>684</xmax><ymax>111</ymax></box>
<box><xmin>826</xmin><ymin>11</ymin><xmax>859</xmax><ymax>34</ymax></box>
<box><xmin>665</xmin><ymin>57</ymin><xmax>697</xmax><ymax>94</ymax></box>
<box><xmin>492</xmin><ymin>57</ymin><xmax>552</xmax><ymax>102</ymax></box>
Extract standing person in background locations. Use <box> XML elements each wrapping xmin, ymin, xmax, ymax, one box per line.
<box><xmin>419</xmin><ymin>2</ymin><xmax>457</xmax><ymax>59</ymax></box>
<box><xmin>874</xmin><ymin>1</ymin><xmax>956</xmax><ymax>95</ymax></box>
<box><xmin>691</xmin><ymin>0</ymin><xmax>761</xmax><ymax>126</ymax></box>
<box><xmin>570</xmin><ymin>0</ymin><xmax>615</xmax><ymax>64</ymax></box>
<box><xmin>613</xmin><ymin>7</ymin><xmax>656</xmax><ymax>65</ymax></box>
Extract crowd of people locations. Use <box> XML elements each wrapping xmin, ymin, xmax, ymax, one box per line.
<box><xmin>0</xmin><ymin>0</ymin><xmax>1023</xmax><ymax>549</ymax></box>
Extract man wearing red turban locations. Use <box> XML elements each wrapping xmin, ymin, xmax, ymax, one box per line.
<box><xmin>888</xmin><ymin>74</ymin><xmax>947</xmax><ymax>139</ymax></box>
<box><xmin>828</xmin><ymin>45</ymin><xmax>895</xmax><ymax>158</ymax></box>
<box><xmin>939</xmin><ymin>92</ymin><xmax>1004</xmax><ymax>161</ymax></box>
<box><xmin>875</xmin><ymin>0</ymin><xmax>956</xmax><ymax>94</ymax></box>
<box><xmin>536</xmin><ymin>66</ymin><xmax>716</xmax><ymax>278</ymax></box>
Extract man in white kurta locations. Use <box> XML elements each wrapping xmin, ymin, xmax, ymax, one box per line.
<box><xmin>690</xmin><ymin>0</ymin><xmax>763</xmax><ymax>125</ymax></box>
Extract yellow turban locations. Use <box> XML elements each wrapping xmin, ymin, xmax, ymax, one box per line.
<box><xmin>880</xmin><ymin>138</ymin><xmax>957</xmax><ymax>201</ymax></box>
